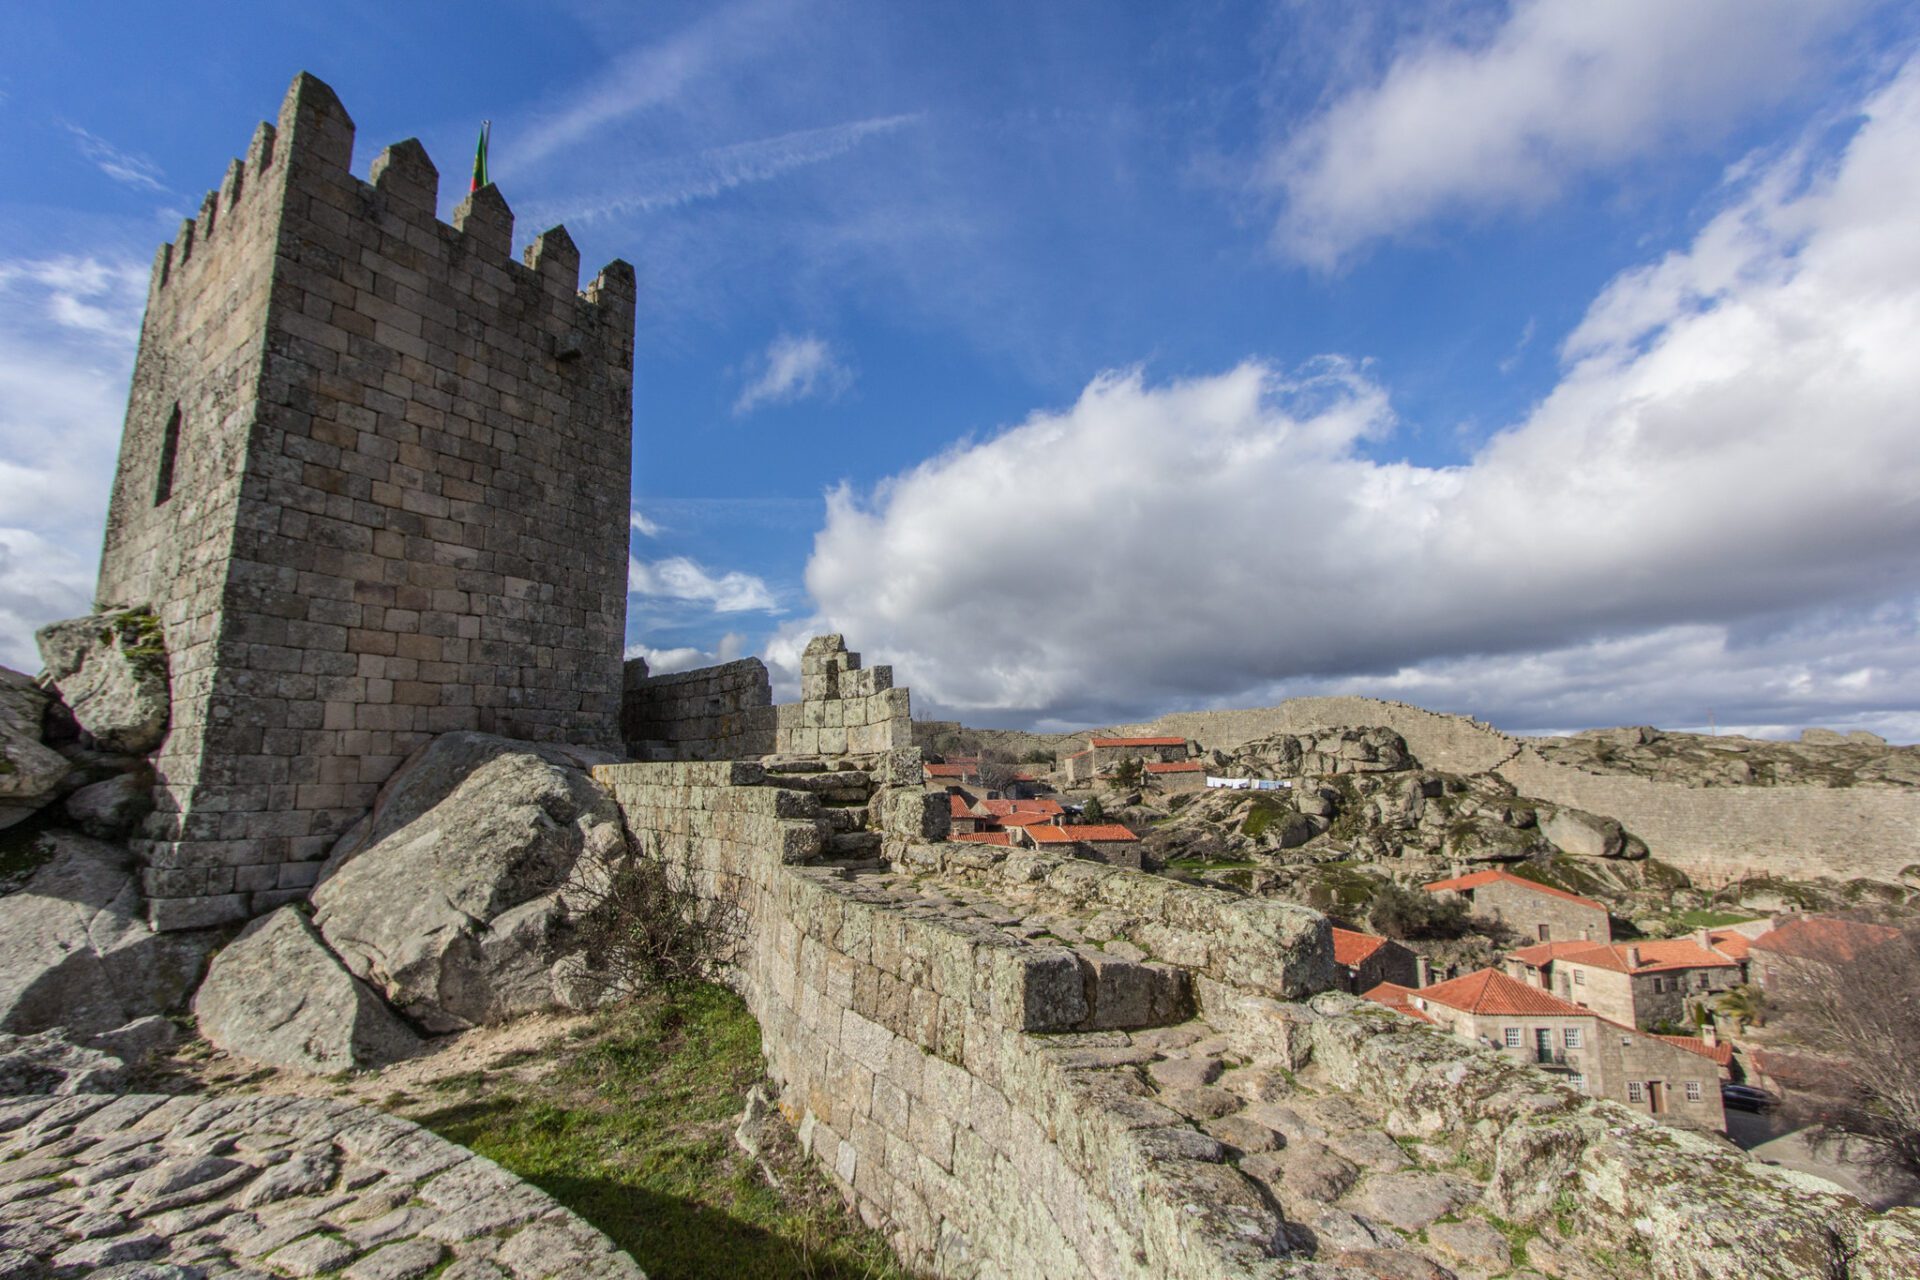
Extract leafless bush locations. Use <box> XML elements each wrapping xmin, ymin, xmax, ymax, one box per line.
<box><xmin>1770</xmin><ymin>924</ymin><xmax>1920</xmax><ymax>1188</ymax></box>
<box><xmin>564</xmin><ymin>835</ymin><xmax>745</xmax><ymax>1003</ymax></box>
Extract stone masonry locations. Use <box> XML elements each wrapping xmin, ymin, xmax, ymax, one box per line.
<box><xmin>92</xmin><ymin>72</ymin><xmax>636</xmax><ymax>930</ymax></box>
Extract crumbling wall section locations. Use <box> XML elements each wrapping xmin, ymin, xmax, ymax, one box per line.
<box><xmin>620</xmin><ymin>656</ymin><xmax>775</xmax><ymax>760</ymax></box>
<box><xmin>774</xmin><ymin>634</ymin><xmax>910</xmax><ymax>757</ymax></box>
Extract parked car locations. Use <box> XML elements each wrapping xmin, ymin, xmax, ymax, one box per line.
<box><xmin>1721</xmin><ymin>1083</ymin><xmax>1775</xmax><ymax>1113</ymax></box>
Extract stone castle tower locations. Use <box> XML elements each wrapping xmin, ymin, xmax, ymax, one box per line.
<box><xmin>96</xmin><ymin>72</ymin><xmax>637</xmax><ymax>929</ymax></box>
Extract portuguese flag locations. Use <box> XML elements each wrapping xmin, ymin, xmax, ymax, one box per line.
<box><xmin>470</xmin><ymin>120</ymin><xmax>491</xmax><ymax>192</ymax></box>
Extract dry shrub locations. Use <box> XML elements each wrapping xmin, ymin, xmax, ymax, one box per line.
<box><xmin>566</xmin><ymin>835</ymin><xmax>746</xmax><ymax>1003</ymax></box>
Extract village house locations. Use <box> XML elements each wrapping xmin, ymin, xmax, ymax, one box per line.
<box><xmin>1748</xmin><ymin>916</ymin><xmax>1902</xmax><ymax>992</ymax></box>
<box><xmin>1371</xmin><ymin>968</ymin><xmax>1726</xmax><ymax>1131</ymax></box>
<box><xmin>947</xmin><ymin>794</ymin><xmax>986</xmax><ymax>836</ymax></box>
<box><xmin>1063</xmin><ymin>736</ymin><xmax>1192</xmax><ymax>785</ymax></box>
<box><xmin>1506</xmin><ymin>938</ymin><xmax>1741</xmax><ymax>1029</ymax></box>
<box><xmin>1145</xmin><ymin>760</ymin><xmax>1209</xmax><ymax>794</ymax></box>
<box><xmin>1654</xmin><ymin>1028</ymin><xmax>1738</xmax><ymax>1083</ymax></box>
<box><xmin>1331</xmin><ymin>927</ymin><xmax>1418</xmax><ymax>994</ymax></box>
<box><xmin>1022</xmin><ymin>822</ymin><xmax>1142</xmax><ymax>868</ymax></box>
<box><xmin>1422</xmin><ymin>868</ymin><xmax>1610</xmax><ymax>944</ymax></box>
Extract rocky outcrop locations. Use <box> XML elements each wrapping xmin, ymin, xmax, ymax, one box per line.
<box><xmin>1228</xmin><ymin>726</ymin><xmax>1414</xmax><ymax>778</ymax></box>
<box><xmin>0</xmin><ymin>1026</ymin><xmax>132</xmax><ymax>1096</ymax></box>
<box><xmin>34</xmin><ymin>607</ymin><xmax>171</xmax><ymax>754</ymax></box>
<box><xmin>0</xmin><ymin>832</ymin><xmax>217</xmax><ymax>1038</ymax></box>
<box><xmin>62</xmin><ymin>766</ymin><xmax>155</xmax><ymax>839</ymax></box>
<box><xmin>0</xmin><ymin>666</ymin><xmax>71</xmax><ymax>829</ymax></box>
<box><xmin>194</xmin><ymin>906</ymin><xmax>421</xmax><ymax>1073</ymax></box>
<box><xmin>1540</xmin><ymin>806</ymin><xmax>1631</xmax><ymax>859</ymax></box>
<box><xmin>311</xmin><ymin>732</ymin><xmax>626</xmax><ymax>1033</ymax></box>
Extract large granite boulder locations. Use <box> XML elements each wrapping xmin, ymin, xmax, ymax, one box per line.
<box><xmin>35</xmin><ymin>609</ymin><xmax>171</xmax><ymax>754</ymax></box>
<box><xmin>194</xmin><ymin>906</ymin><xmax>421</xmax><ymax>1073</ymax></box>
<box><xmin>1540</xmin><ymin>806</ymin><xmax>1629</xmax><ymax>859</ymax></box>
<box><xmin>311</xmin><ymin>732</ymin><xmax>627</xmax><ymax>1033</ymax></box>
<box><xmin>63</xmin><ymin>767</ymin><xmax>155</xmax><ymax>839</ymax></box>
<box><xmin>0</xmin><ymin>666</ymin><xmax>71</xmax><ymax>830</ymax></box>
<box><xmin>0</xmin><ymin>832</ymin><xmax>218</xmax><ymax>1037</ymax></box>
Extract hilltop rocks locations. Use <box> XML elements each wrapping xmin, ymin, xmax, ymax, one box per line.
<box><xmin>1541</xmin><ymin>807</ymin><xmax>1631</xmax><ymax>859</ymax></box>
<box><xmin>311</xmin><ymin>732</ymin><xmax>626</xmax><ymax>1032</ymax></box>
<box><xmin>0</xmin><ymin>666</ymin><xmax>71</xmax><ymax>829</ymax></box>
<box><xmin>1235</xmin><ymin>727</ymin><xmax>1413</xmax><ymax>778</ymax></box>
<box><xmin>0</xmin><ymin>832</ymin><xmax>216</xmax><ymax>1038</ymax></box>
<box><xmin>194</xmin><ymin>906</ymin><xmax>421</xmax><ymax>1073</ymax></box>
<box><xmin>34</xmin><ymin>609</ymin><xmax>171</xmax><ymax>755</ymax></box>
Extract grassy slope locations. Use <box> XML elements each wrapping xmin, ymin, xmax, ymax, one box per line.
<box><xmin>402</xmin><ymin>983</ymin><xmax>916</xmax><ymax>1280</ymax></box>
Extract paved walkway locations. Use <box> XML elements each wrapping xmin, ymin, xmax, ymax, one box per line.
<box><xmin>0</xmin><ymin>1092</ymin><xmax>644</xmax><ymax>1279</ymax></box>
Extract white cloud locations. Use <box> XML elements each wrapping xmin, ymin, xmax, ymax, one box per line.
<box><xmin>1263</xmin><ymin>0</ymin><xmax>1865</xmax><ymax>267</ymax></box>
<box><xmin>803</xmin><ymin>58</ymin><xmax>1920</xmax><ymax>736</ymax></box>
<box><xmin>64</xmin><ymin>124</ymin><xmax>168</xmax><ymax>193</ymax></box>
<box><xmin>733</xmin><ymin>332</ymin><xmax>853</xmax><ymax>416</ymax></box>
<box><xmin>624</xmin><ymin>631</ymin><xmax>751</xmax><ymax>675</ymax></box>
<box><xmin>0</xmin><ymin>255</ymin><xmax>147</xmax><ymax>672</ymax></box>
<box><xmin>629</xmin><ymin>554</ymin><xmax>778</xmax><ymax>612</ymax></box>
<box><xmin>629</xmin><ymin>508</ymin><xmax>662</xmax><ymax>537</ymax></box>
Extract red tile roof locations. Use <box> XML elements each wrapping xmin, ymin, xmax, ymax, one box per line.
<box><xmin>998</xmin><ymin>813</ymin><xmax>1062</xmax><ymax>828</ymax></box>
<box><xmin>1421</xmin><ymin>868</ymin><xmax>1606</xmax><ymax>913</ymax></box>
<box><xmin>1361</xmin><ymin>982</ymin><xmax>1435</xmax><ymax>1024</ymax></box>
<box><xmin>952</xmin><ymin>831</ymin><xmax>1012</xmax><ymax>846</ymax></box>
<box><xmin>1332</xmin><ymin>927</ymin><xmax>1389</xmax><ymax>968</ymax></box>
<box><xmin>925</xmin><ymin>763</ymin><xmax>977</xmax><ymax>778</ymax></box>
<box><xmin>1552</xmin><ymin>939</ymin><xmax>1739</xmax><ymax>975</ymax></box>
<box><xmin>979</xmin><ymin>798</ymin><xmax>1064</xmax><ymax>818</ymax></box>
<box><xmin>1089</xmin><ymin>736</ymin><xmax>1188</xmax><ymax>748</ymax></box>
<box><xmin>1506</xmin><ymin>940</ymin><xmax>1602</xmax><ymax>968</ymax></box>
<box><xmin>1654</xmin><ymin>1035</ymin><xmax>1735</xmax><ymax>1067</ymax></box>
<box><xmin>1146</xmin><ymin>761</ymin><xmax>1206</xmax><ymax>774</ymax></box>
<box><xmin>1750</xmin><ymin>917</ymin><xmax>1902</xmax><ymax>963</ymax></box>
<box><xmin>1027</xmin><ymin>823</ymin><xmax>1139</xmax><ymax>844</ymax></box>
<box><xmin>1705</xmin><ymin>929</ymin><xmax>1752</xmax><ymax>960</ymax></box>
<box><xmin>947</xmin><ymin>795</ymin><xmax>976</xmax><ymax>818</ymax></box>
<box><xmin>1413</xmin><ymin>968</ymin><xmax>1595</xmax><ymax>1017</ymax></box>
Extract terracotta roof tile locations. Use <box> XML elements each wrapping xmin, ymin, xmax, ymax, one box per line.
<box><xmin>952</xmin><ymin>831</ymin><xmax>1012</xmax><ymax>846</ymax></box>
<box><xmin>1332</xmin><ymin>927</ymin><xmax>1389</xmax><ymax>967</ymax></box>
<box><xmin>1421</xmin><ymin>868</ymin><xmax>1606</xmax><ymax>913</ymax></box>
<box><xmin>1705</xmin><ymin>930</ymin><xmax>1752</xmax><ymax>960</ymax></box>
<box><xmin>1552</xmin><ymin>939</ymin><xmax>1739</xmax><ymax>975</ymax></box>
<box><xmin>979</xmin><ymin>798</ymin><xmax>1064</xmax><ymax>818</ymax></box>
<box><xmin>1506</xmin><ymin>940</ymin><xmax>1601</xmax><ymax>967</ymax></box>
<box><xmin>1413</xmin><ymin>968</ymin><xmax>1595</xmax><ymax>1017</ymax></box>
<box><xmin>1027</xmin><ymin>824</ymin><xmax>1138</xmax><ymax>844</ymax></box>
<box><xmin>1361</xmin><ymin>982</ymin><xmax>1434</xmax><ymax>1023</ymax></box>
<box><xmin>947</xmin><ymin>795</ymin><xmax>975</xmax><ymax>818</ymax></box>
<box><xmin>1750</xmin><ymin>917</ymin><xmax>1902</xmax><ymax>963</ymax></box>
<box><xmin>1654</xmin><ymin>1035</ymin><xmax>1735</xmax><ymax>1067</ymax></box>
<box><xmin>924</xmin><ymin>763</ymin><xmax>976</xmax><ymax>778</ymax></box>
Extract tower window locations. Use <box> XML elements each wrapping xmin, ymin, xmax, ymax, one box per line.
<box><xmin>154</xmin><ymin>404</ymin><xmax>182</xmax><ymax>505</ymax></box>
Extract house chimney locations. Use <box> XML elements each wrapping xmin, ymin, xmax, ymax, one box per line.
<box><xmin>1415</xmin><ymin>956</ymin><xmax>1432</xmax><ymax>988</ymax></box>
<box><xmin>1703</xmin><ymin>1023</ymin><xmax>1719</xmax><ymax>1047</ymax></box>
<box><xmin>1626</xmin><ymin>946</ymin><xmax>1642</xmax><ymax>968</ymax></box>
<box><xmin>1695</xmin><ymin>928</ymin><xmax>1712</xmax><ymax>948</ymax></box>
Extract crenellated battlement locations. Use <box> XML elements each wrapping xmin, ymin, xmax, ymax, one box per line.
<box><xmin>96</xmin><ymin>71</ymin><xmax>639</xmax><ymax>930</ymax></box>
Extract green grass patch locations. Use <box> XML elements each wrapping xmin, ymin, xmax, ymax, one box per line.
<box><xmin>406</xmin><ymin>984</ymin><xmax>914</xmax><ymax>1280</ymax></box>
<box><xmin>1239</xmin><ymin>797</ymin><xmax>1289</xmax><ymax>839</ymax></box>
<box><xmin>1668</xmin><ymin>908</ymin><xmax>1761</xmax><ymax>930</ymax></box>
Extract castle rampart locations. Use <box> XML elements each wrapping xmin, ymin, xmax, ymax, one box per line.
<box><xmin>96</xmin><ymin>73</ymin><xmax>636</xmax><ymax>929</ymax></box>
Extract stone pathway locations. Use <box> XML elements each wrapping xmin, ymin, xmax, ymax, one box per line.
<box><xmin>0</xmin><ymin>1092</ymin><xmax>643</xmax><ymax>1280</ymax></box>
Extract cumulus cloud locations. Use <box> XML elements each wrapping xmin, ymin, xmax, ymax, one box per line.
<box><xmin>624</xmin><ymin>631</ymin><xmax>750</xmax><ymax>674</ymax></box>
<box><xmin>803</xmin><ymin>58</ymin><xmax>1920</xmax><ymax>734</ymax></box>
<box><xmin>733</xmin><ymin>333</ymin><xmax>853</xmax><ymax>416</ymax></box>
<box><xmin>0</xmin><ymin>255</ymin><xmax>147</xmax><ymax>670</ymax></box>
<box><xmin>629</xmin><ymin>508</ymin><xmax>663</xmax><ymax>537</ymax></box>
<box><xmin>629</xmin><ymin>554</ymin><xmax>778</xmax><ymax>612</ymax></box>
<box><xmin>1263</xmin><ymin>0</ymin><xmax>1864</xmax><ymax>267</ymax></box>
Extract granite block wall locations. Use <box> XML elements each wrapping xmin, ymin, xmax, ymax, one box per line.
<box><xmin>620</xmin><ymin>656</ymin><xmax>775</xmax><ymax>759</ymax></box>
<box><xmin>94</xmin><ymin>72</ymin><xmax>636</xmax><ymax>928</ymax></box>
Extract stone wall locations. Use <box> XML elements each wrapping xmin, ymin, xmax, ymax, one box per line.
<box><xmin>93</xmin><ymin>73</ymin><xmax>636</xmax><ymax>929</ymax></box>
<box><xmin>593</xmin><ymin>759</ymin><xmax>1920</xmax><ymax>1278</ymax></box>
<box><xmin>1115</xmin><ymin>698</ymin><xmax>1920</xmax><ymax>886</ymax></box>
<box><xmin>774</xmin><ymin>634</ymin><xmax>911</xmax><ymax>758</ymax></box>
<box><xmin>620</xmin><ymin>655</ymin><xmax>775</xmax><ymax>759</ymax></box>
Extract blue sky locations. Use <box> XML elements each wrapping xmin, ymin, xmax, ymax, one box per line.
<box><xmin>4</xmin><ymin>1</ymin><xmax>1920</xmax><ymax>739</ymax></box>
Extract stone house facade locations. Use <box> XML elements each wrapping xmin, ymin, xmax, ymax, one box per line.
<box><xmin>1063</xmin><ymin>735</ymin><xmax>1191</xmax><ymax>785</ymax></box>
<box><xmin>1423</xmin><ymin>868</ymin><xmax>1610</xmax><ymax>944</ymax></box>
<box><xmin>1392</xmin><ymin>968</ymin><xmax>1726</xmax><ymax>1131</ymax></box>
<box><xmin>1023</xmin><ymin>822</ymin><xmax>1143</xmax><ymax>868</ymax></box>
<box><xmin>1524</xmin><ymin>939</ymin><xmax>1741</xmax><ymax>1029</ymax></box>
<box><xmin>95</xmin><ymin>73</ymin><xmax>636</xmax><ymax>929</ymax></box>
<box><xmin>1331</xmin><ymin>927</ymin><xmax>1418</xmax><ymax>994</ymax></box>
<box><xmin>1749</xmin><ymin>916</ymin><xmax>1902</xmax><ymax>992</ymax></box>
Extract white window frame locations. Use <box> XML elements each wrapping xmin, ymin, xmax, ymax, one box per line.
<box><xmin>1569</xmin><ymin>1073</ymin><xmax>1586</xmax><ymax>1094</ymax></box>
<box><xmin>1572</xmin><ymin>970</ymin><xmax>1585</xmax><ymax>986</ymax></box>
<box><xmin>1563</xmin><ymin>1027</ymin><xmax>1582</xmax><ymax>1049</ymax></box>
<box><xmin>1686</xmin><ymin>1080</ymin><xmax>1703</xmax><ymax>1102</ymax></box>
<box><xmin>1503</xmin><ymin>1027</ymin><xmax>1522</xmax><ymax>1049</ymax></box>
<box><xmin>1627</xmin><ymin>1081</ymin><xmax>1645</xmax><ymax>1103</ymax></box>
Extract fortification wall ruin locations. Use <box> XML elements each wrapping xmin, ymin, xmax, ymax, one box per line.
<box><xmin>593</xmin><ymin>758</ymin><xmax>1920</xmax><ymax>1279</ymax></box>
<box><xmin>94</xmin><ymin>73</ymin><xmax>636</xmax><ymax>929</ymax></box>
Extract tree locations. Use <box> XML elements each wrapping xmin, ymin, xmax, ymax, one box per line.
<box><xmin>1082</xmin><ymin>796</ymin><xmax>1105</xmax><ymax>824</ymax></box>
<box><xmin>1769</xmin><ymin>925</ymin><xmax>1920</xmax><ymax>1188</ymax></box>
<box><xmin>1367</xmin><ymin>881</ymin><xmax>1469</xmax><ymax>941</ymax></box>
<box><xmin>1108</xmin><ymin>756</ymin><xmax>1145</xmax><ymax>792</ymax></box>
<box><xmin>1714</xmin><ymin>983</ymin><xmax>1766</xmax><ymax>1031</ymax></box>
<box><xmin>977</xmin><ymin>747</ymin><xmax>1024</xmax><ymax>796</ymax></box>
